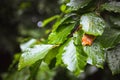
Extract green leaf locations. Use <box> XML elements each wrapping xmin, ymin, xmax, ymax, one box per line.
<box><xmin>2</xmin><ymin>68</ymin><xmax>30</xmax><ymax>80</ymax></box>
<box><xmin>29</xmin><ymin>60</ymin><xmax>41</xmax><ymax>80</ymax></box>
<box><xmin>36</xmin><ymin>62</ymin><xmax>55</xmax><ymax>80</ymax></box>
<box><xmin>109</xmin><ymin>15</ymin><xmax>120</xmax><ymax>29</ymax></box>
<box><xmin>97</xmin><ymin>28</ymin><xmax>120</xmax><ymax>48</ymax></box>
<box><xmin>9</xmin><ymin>53</ymin><xmax>21</xmax><ymax>70</ymax></box>
<box><xmin>44</xmin><ymin>47</ymin><xmax>59</xmax><ymax>65</ymax></box>
<box><xmin>101</xmin><ymin>1</ymin><xmax>120</xmax><ymax>13</ymax></box>
<box><xmin>60</xmin><ymin>4</ymin><xmax>67</xmax><ymax>13</ymax></box>
<box><xmin>83</xmin><ymin>42</ymin><xmax>105</xmax><ymax>68</ymax></box>
<box><xmin>18</xmin><ymin>44</ymin><xmax>53</xmax><ymax>70</ymax></box>
<box><xmin>48</xmin><ymin>23</ymin><xmax>75</xmax><ymax>44</ymax></box>
<box><xmin>42</xmin><ymin>15</ymin><xmax>60</xmax><ymax>27</ymax></box>
<box><xmin>61</xmin><ymin>38</ymin><xmax>87</xmax><ymax>75</ymax></box>
<box><xmin>56</xmin><ymin>43</ymin><xmax>66</xmax><ymax>67</ymax></box>
<box><xmin>73</xmin><ymin>29</ymin><xmax>84</xmax><ymax>46</ymax></box>
<box><xmin>80</xmin><ymin>13</ymin><xmax>105</xmax><ymax>36</ymax></box>
<box><xmin>20</xmin><ymin>39</ymin><xmax>37</xmax><ymax>52</ymax></box>
<box><xmin>67</xmin><ymin>0</ymin><xmax>92</xmax><ymax>11</ymax></box>
<box><xmin>48</xmin><ymin>14</ymin><xmax>78</xmax><ymax>45</ymax></box>
<box><xmin>106</xmin><ymin>44</ymin><xmax>120</xmax><ymax>74</ymax></box>
<box><xmin>52</xmin><ymin>13</ymin><xmax>77</xmax><ymax>31</ymax></box>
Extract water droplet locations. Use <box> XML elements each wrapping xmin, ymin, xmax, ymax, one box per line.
<box><xmin>37</xmin><ymin>21</ymin><xmax>43</xmax><ymax>28</ymax></box>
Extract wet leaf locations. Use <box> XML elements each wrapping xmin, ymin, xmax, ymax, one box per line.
<box><xmin>18</xmin><ymin>44</ymin><xmax>53</xmax><ymax>70</ymax></box>
<box><xmin>57</xmin><ymin>38</ymin><xmax>87</xmax><ymax>75</ymax></box>
<box><xmin>97</xmin><ymin>28</ymin><xmax>120</xmax><ymax>48</ymax></box>
<box><xmin>83</xmin><ymin>42</ymin><xmax>104</xmax><ymax>68</ymax></box>
<box><xmin>48</xmin><ymin>23</ymin><xmax>75</xmax><ymax>44</ymax></box>
<box><xmin>107</xmin><ymin>44</ymin><xmax>120</xmax><ymax>74</ymax></box>
<box><xmin>101</xmin><ymin>1</ymin><xmax>120</xmax><ymax>13</ymax></box>
<box><xmin>67</xmin><ymin>0</ymin><xmax>92</xmax><ymax>11</ymax></box>
<box><xmin>80</xmin><ymin>13</ymin><xmax>105</xmax><ymax>36</ymax></box>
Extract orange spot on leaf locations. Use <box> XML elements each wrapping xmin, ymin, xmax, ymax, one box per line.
<box><xmin>82</xmin><ymin>34</ymin><xmax>96</xmax><ymax>46</ymax></box>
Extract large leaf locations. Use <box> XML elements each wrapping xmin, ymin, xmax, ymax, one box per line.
<box><xmin>101</xmin><ymin>1</ymin><xmax>120</xmax><ymax>13</ymax></box>
<box><xmin>80</xmin><ymin>13</ymin><xmax>105</xmax><ymax>36</ymax></box>
<box><xmin>67</xmin><ymin>0</ymin><xmax>92</xmax><ymax>11</ymax></box>
<box><xmin>55</xmin><ymin>30</ymin><xmax>82</xmax><ymax>66</ymax></box>
<box><xmin>62</xmin><ymin>38</ymin><xmax>87</xmax><ymax>75</ymax></box>
<box><xmin>83</xmin><ymin>42</ymin><xmax>105</xmax><ymax>68</ymax></box>
<box><xmin>97</xmin><ymin>28</ymin><xmax>120</xmax><ymax>48</ymax></box>
<box><xmin>106</xmin><ymin>44</ymin><xmax>120</xmax><ymax>74</ymax></box>
<box><xmin>18</xmin><ymin>44</ymin><xmax>53</xmax><ymax>70</ymax></box>
<box><xmin>48</xmin><ymin>23</ymin><xmax>75</xmax><ymax>44</ymax></box>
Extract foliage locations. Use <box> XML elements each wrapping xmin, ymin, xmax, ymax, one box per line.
<box><xmin>106</xmin><ymin>44</ymin><xmax>120</xmax><ymax>74</ymax></box>
<box><xmin>7</xmin><ymin>0</ymin><xmax>120</xmax><ymax>79</ymax></box>
<box><xmin>101</xmin><ymin>1</ymin><xmax>120</xmax><ymax>13</ymax></box>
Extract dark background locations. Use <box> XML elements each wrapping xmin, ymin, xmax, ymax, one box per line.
<box><xmin>0</xmin><ymin>0</ymin><xmax>59</xmax><ymax>79</ymax></box>
<box><xmin>0</xmin><ymin>0</ymin><xmax>59</xmax><ymax>72</ymax></box>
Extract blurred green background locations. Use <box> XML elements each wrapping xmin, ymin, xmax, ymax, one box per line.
<box><xmin>0</xmin><ymin>0</ymin><xmax>60</xmax><ymax>79</ymax></box>
<box><xmin>0</xmin><ymin>0</ymin><xmax>120</xmax><ymax>80</ymax></box>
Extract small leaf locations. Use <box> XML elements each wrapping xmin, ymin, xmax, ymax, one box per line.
<box><xmin>52</xmin><ymin>13</ymin><xmax>77</xmax><ymax>31</ymax></box>
<box><xmin>80</xmin><ymin>13</ymin><xmax>105</xmax><ymax>36</ymax></box>
<box><xmin>42</xmin><ymin>15</ymin><xmax>60</xmax><ymax>27</ymax></box>
<box><xmin>83</xmin><ymin>42</ymin><xmax>105</xmax><ymax>68</ymax></box>
<box><xmin>48</xmin><ymin>23</ymin><xmax>75</xmax><ymax>44</ymax></box>
<box><xmin>20</xmin><ymin>39</ymin><xmax>37</xmax><ymax>52</ymax></box>
<box><xmin>107</xmin><ymin>44</ymin><xmax>120</xmax><ymax>74</ymax></box>
<box><xmin>18</xmin><ymin>44</ymin><xmax>53</xmax><ymax>70</ymax></box>
<box><xmin>73</xmin><ymin>29</ymin><xmax>84</xmax><ymax>46</ymax></box>
<box><xmin>101</xmin><ymin>1</ymin><xmax>120</xmax><ymax>13</ymax></box>
<box><xmin>60</xmin><ymin>4</ymin><xmax>67</xmax><ymax>13</ymax></box>
<box><xmin>67</xmin><ymin>0</ymin><xmax>92</xmax><ymax>11</ymax></box>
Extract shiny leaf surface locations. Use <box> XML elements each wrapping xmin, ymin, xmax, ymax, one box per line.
<box><xmin>18</xmin><ymin>44</ymin><xmax>53</xmax><ymax>70</ymax></box>
<box><xmin>80</xmin><ymin>13</ymin><xmax>105</xmax><ymax>36</ymax></box>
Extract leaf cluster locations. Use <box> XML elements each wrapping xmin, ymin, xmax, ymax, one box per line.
<box><xmin>18</xmin><ymin>0</ymin><xmax>120</xmax><ymax>79</ymax></box>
